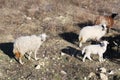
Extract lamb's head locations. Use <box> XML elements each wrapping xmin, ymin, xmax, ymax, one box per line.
<box><xmin>39</xmin><ymin>33</ymin><xmax>48</xmax><ymax>42</ymax></box>
<box><xmin>102</xmin><ymin>41</ymin><xmax>109</xmax><ymax>45</ymax></box>
<box><xmin>100</xmin><ymin>40</ymin><xmax>109</xmax><ymax>47</ymax></box>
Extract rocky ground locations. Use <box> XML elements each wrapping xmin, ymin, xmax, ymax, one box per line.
<box><xmin>0</xmin><ymin>0</ymin><xmax>120</xmax><ymax>80</ymax></box>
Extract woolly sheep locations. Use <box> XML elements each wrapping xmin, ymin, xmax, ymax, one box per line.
<box><xmin>79</xmin><ymin>24</ymin><xmax>107</xmax><ymax>47</ymax></box>
<box><xmin>82</xmin><ymin>40</ymin><xmax>109</xmax><ymax>62</ymax></box>
<box><xmin>13</xmin><ymin>33</ymin><xmax>47</xmax><ymax>64</ymax></box>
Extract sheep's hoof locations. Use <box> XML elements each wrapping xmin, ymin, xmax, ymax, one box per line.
<box><xmin>99</xmin><ymin>59</ymin><xmax>105</xmax><ymax>62</ymax></box>
<box><xmin>28</xmin><ymin>57</ymin><xmax>31</xmax><ymax>60</ymax></box>
<box><xmin>82</xmin><ymin>59</ymin><xmax>85</xmax><ymax>62</ymax></box>
<box><xmin>19</xmin><ymin>59</ymin><xmax>24</xmax><ymax>65</ymax></box>
<box><xmin>79</xmin><ymin>44</ymin><xmax>82</xmax><ymax>48</ymax></box>
<box><xmin>19</xmin><ymin>61</ymin><xmax>24</xmax><ymax>65</ymax></box>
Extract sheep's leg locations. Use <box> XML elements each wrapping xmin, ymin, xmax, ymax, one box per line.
<box><xmin>79</xmin><ymin>42</ymin><xmax>82</xmax><ymax>47</ymax></box>
<box><xmin>83</xmin><ymin>54</ymin><xmax>87</xmax><ymax>62</ymax></box>
<box><xmin>86</xmin><ymin>53</ymin><xmax>93</xmax><ymax>61</ymax></box>
<box><xmin>34</xmin><ymin>49</ymin><xmax>39</xmax><ymax>60</ymax></box>
<box><xmin>87</xmin><ymin>56</ymin><xmax>92</xmax><ymax>61</ymax></box>
<box><xmin>99</xmin><ymin>54</ymin><xmax>104</xmax><ymax>62</ymax></box>
<box><xmin>79</xmin><ymin>38</ymin><xmax>86</xmax><ymax>47</ymax></box>
<box><xmin>28</xmin><ymin>52</ymin><xmax>32</xmax><ymax>60</ymax></box>
<box><xmin>79</xmin><ymin>37</ymin><xmax>84</xmax><ymax>47</ymax></box>
<box><xmin>14</xmin><ymin>51</ymin><xmax>24</xmax><ymax>64</ymax></box>
<box><xmin>19</xmin><ymin>56</ymin><xmax>24</xmax><ymax>65</ymax></box>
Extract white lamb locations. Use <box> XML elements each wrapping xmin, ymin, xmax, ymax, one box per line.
<box><xmin>79</xmin><ymin>24</ymin><xmax>107</xmax><ymax>47</ymax></box>
<box><xmin>82</xmin><ymin>40</ymin><xmax>109</xmax><ymax>62</ymax></box>
<box><xmin>13</xmin><ymin>33</ymin><xmax>47</xmax><ymax>64</ymax></box>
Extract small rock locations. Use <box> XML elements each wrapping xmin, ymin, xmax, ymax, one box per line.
<box><xmin>88</xmin><ymin>72</ymin><xmax>96</xmax><ymax>78</ymax></box>
<box><xmin>61</xmin><ymin>52</ymin><xmax>66</xmax><ymax>56</ymax></box>
<box><xmin>24</xmin><ymin>15</ymin><xmax>32</xmax><ymax>20</ymax></box>
<box><xmin>26</xmin><ymin>17</ymin><xmax>32</xmax><ymax>20</ymax></box>
<box><xmin>84</xmin><ymin>77</ymin><xmax>87</xmax><ymax>80</ymax></box>
<box><xmin>97</xmin><ymin>67</ymin><xmax>107</xmax><ymax>73</ymax></box>
<box><xmin>108</xmin><ymin>70</ymin><xmax>114</xmax><ymax>75</ymax></box>
<box><xmin>100</xmin><ymin>73</ymin><xmax>108</xmax><ymax>80</ymax></box>
<box><xmin>61</xmin><ymin>70</ymin><xmax>67</xmax><ymax>75</ymax></box>
<box><xmin>35</xmin><ymin>65</ymin><xmax>40</xmax><ymax>69</ymax></box>
<box><xmin>0</xmin><ymin>72</ymin><xmax>3</xmax><ymax>77</ymax></box>
<box><xmin>119</xmin><ymin>68</ymin><xmax>120</xmax><ymax>71</ymax></box>
<box><xmin>10</xmin><ymin>59</ymin><xmax>13</xmax><ymax>63</ymax></box>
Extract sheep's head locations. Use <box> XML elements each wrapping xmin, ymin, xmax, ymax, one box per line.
<box><xmin>102</xmin><ymin>41</ymin><xmax>109</xmax><ymax>45</ymax></box>
<box><xmin>40</xmin><ymin>33</ymin><xmax>48</xmax><ymax>42</ymax></box>
<box><xmin>100</xmin><ymin>41</ymin><xmax>109</xmax><ymax>47</ymax></box>
<box><xmin>101</xmin><ymin>23</ymin><xmax>107</xmax><ymax>31</ymax></box>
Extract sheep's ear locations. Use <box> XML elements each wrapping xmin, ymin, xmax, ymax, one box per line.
<box><xmin>111</xmin><ymin>13</ymin><xmax>118</xmax><ymax>19</ymax></box>
<box><xmin>101</xmin><ymin>25</ymin><xmax>104</xmax><ymax>31</ymax></box>
<box><xmin>100</xmin><ymin>42</ymin><xmax>105</xmax><ymax>47</ymax></box>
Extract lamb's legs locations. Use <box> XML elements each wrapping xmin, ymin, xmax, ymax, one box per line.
<box><xmin>99</xmin><ymin>54</ymin><xmax>104</xmax><ymax>62</ymax></box>
<box><xmin>83</xmin><ymin>53</ymin><xmax>93</xmax><ymax>62</ymax></box>
<box><xmin>83</xmin><ymin>54</ymin><xmax>87</xmax><ymax>62</ymax></box>
<box><xmin>87</xmin><ymin>55</ymin><xmax>93</xmax><ymax>61</ymax></box>
<box><xmin>34</xmin><ymin>50</ymin><xmax>39</xmax><ymax>60</ymax></box>
<box><xmin>28</xmin><ymin>52</ymin><xmax>32</xmax><ymax>60</ymax></box>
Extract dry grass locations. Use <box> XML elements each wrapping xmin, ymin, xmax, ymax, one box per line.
<box><xmin>0</xmin><ymin>0</ymin><xmax>120</xmax><ymax>80</ymax></box>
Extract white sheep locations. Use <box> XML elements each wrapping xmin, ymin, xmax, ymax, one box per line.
<box><xmin>78</xmin><ymin>24</ymin><xmax>107</xmax><ymax>47</ymax></box>
<box><xmin>13</xmin><ymin>33</ymin><xmax>47</xmax><ymax>64</ymax></box>
<box><xmin>82</xmin><ymin>40</ymin><xmax>109</xmax><ymax>62</ymax></box>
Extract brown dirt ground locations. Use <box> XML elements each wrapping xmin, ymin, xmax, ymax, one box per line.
<box><xmin>0</xmin><ymin>0</ymin><xmax>120</xmax><ymax>80</ymax></box>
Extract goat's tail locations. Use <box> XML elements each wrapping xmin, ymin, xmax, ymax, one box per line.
<box><xmin>111</xmin><ymin>13</ymin><xmax>118</xmax><ymax>19</ymax></box>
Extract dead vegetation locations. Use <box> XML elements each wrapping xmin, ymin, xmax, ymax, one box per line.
<box><xmin>0</xmin><ymin>0</ymin><xmax>120</xmax><ymax>80</ymax></box>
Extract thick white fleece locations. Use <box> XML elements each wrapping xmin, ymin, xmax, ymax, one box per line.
<box><xmin>82</xmin><ymin>41</ymin><xmax>109</xmax><ymax>62</ymax></box>
<box><xmin>79</xmin><ymin>24</ymin><xmax>107</xmax><ymax>47</ymax></box>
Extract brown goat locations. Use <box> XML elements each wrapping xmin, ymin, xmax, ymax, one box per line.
<box><xmin>95</xmin><ymin>13</ymin><xmax>118</xmax><ymax>33</ymax></box>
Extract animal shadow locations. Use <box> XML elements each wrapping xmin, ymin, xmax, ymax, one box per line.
<box><xmin>0</xmin><ymin>42</ymin><xmax>14</xmax><ymax>58</ymax></box>
<box><xmin>59</xmin><ymin>32</ymin><xmax>79</xmax><ymax>45</ymax></box>
<box><xmin>102</xmin><ymin>35</ymin><xmax>120</xmax><ymax>63</ymax></box>
<box><xmin>74</xmin><ymin>20</ymin><xmax>93</xmax><ymax>29</ymax></box>
<box><xmin>61</xmin><ymin>46</ymin><xmax>83</xmax><ymax>60</ymax></box>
